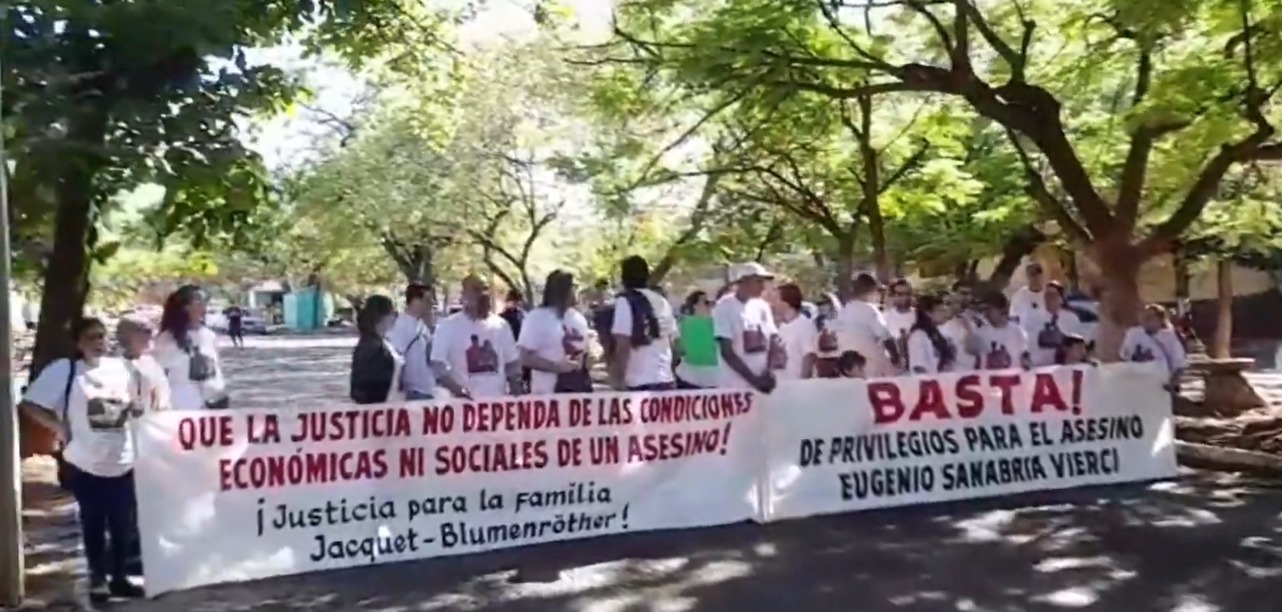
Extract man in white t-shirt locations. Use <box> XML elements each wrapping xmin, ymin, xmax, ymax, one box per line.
<box><xmin>835</xmin><ymin>273</ymin><xmax>901</xmax><ymax>377</ymax></box>
<box><xmin>1010</xmin><ymin>261</ymin><xmax>1047</xmax><ymax>325</ymax></box>
<box><xmin>974</xmin><ymin>292</ymin><xmax>1031</xmax><ymax>370</ymax></box>
<box><xmin>713</xmin><ymin>262</ymin><xmax>780</xmax><ymax>391</ymax></box>
<box><xmin>883</xmin><ymin>278</ymin><xmax>915</xmax><ymax>352</ymax></box>
<box><xmin>387</xmin><ymin>281</ymin><xmax>436</xmax><ymax>400</ymax></box>
<box><xmin>610</xmin><ymin>256</ymin><xmax>677</xmax><ymax>391</ymax></box>
<box><xmin>430</xmin><ymin>276</ymin><xmax>521</xmax><ymax>398</ymax></box>
<box><xmin>518</xmin><ymin>270</ymin><xmax>593</xmax><ymax>394</ymax></box>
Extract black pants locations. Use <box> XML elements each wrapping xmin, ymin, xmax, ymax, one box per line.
<box><xmin>628</xmin><ymin>382</ymin><xmax>676</xmax><ymax>392</ymax></box>
<box><xmin>68</xmin><ymin>465</ymin><xmax>136</xmax><ymax>582</ymax></box>
<box><xmin>675</xmin><ymin>377</ymin><xmax>702</xmax><ymax>390</ymax></box>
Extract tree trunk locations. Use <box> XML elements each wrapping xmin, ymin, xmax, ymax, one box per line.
<box><xmin>866</xmin><ymin>195</ymin><xmax>890</xmax><ymax>282</ymax></box>
<box><xmin>1089</xmin><ymin>238</ymin><xmax>1143</xmax><ymax>362</ymax></box>
<box><xmin>1213</xmin><ymin>259</ymin><xmax>1232</xmax><ymax>359</ymax></box>
<box><xmin>26</xmin><ymin>113</ymin><xmax>106</xmax><ymax>456</ymax></box>
<box><xmin>834</xmin><ymin>234</ymin><xmax>856</xmax><ymax>302</ymax></box>
<box><xmin>987</xmin><ymin>225</ymin><xmax>1047</xmax><ymax>290</ymax></box>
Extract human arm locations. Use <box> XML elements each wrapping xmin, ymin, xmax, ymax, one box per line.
<box><xmin>20</xmin><ymin>360</ymin><xmax>71</xmax><ymax>442</ymax></box>
<box><xmin>906</xmin><ymin>330</ymin><xmax>935</xmax><ymax>374</ymax></box>
<box><xmin>714</xmin><ymin>302</ymin><xmax>769</xmax><ymax>391</ymax></box>
<box><xmin>499</xmin><ymin>323</ymin><xmax>523</xmax><ymax>394</ymax></box>
<box><xmin>608</xmin><ymin>298</ymin><xmax>632</xmax><ymax>390</ymax></box>
<box><xmin>428</xmin><ymin>321</ymin><xmax>472</xmax><ymax>399</ymax></box>
<box><xmin>517</xmin><ymin>311</ymin><xmax>576</xmax><ymax>373</ymax></box>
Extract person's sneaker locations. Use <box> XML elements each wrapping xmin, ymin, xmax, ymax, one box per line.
<box><xmin>109</xmin><ymin>580</ymin><xmax>145</xmax><ymax>598</ymax></box>
<box><xmin>88</xmin><ymin>578</ymin><xmax>111</xmax><ymax>604</ymax></box>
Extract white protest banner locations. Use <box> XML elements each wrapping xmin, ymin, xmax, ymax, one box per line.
<box><xmin>761</xmin><ymin>364</ymin><xmax>1179</xmax><ymax>521</ymax></box>
<box><xmin>134</xmin><ymin>389</ymin><xmax>763</xmax><ymax>595</ymax></box>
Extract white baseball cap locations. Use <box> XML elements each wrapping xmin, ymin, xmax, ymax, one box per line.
<box><xmin>731</xmin><ymin>262</ymin><xmax>775</xmax><ymax>283</ymax></box>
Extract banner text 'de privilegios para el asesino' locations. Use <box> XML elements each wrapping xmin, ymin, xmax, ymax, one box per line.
<box><xmin>762</xmin><ymin>365</ymin><xmax>1178</xmax><ymax>521</ymax></box>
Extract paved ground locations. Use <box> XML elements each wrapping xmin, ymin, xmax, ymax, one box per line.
<box><xmin>18</xmin><ymin>335</ymin><xmax>1282</xmax><ymax>611</ymax></box>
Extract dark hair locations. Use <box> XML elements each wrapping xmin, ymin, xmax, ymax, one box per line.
<box><xmin>838</xmin><ymin>350</ymin><xmax>866</xmax><ymax>376</ymax></box>
<box><xmin>541</xmin><ymin>270</ymin><xmax>575</xmax><ymax>312</ymax></box>
<box><xmin>356</xmin><ymin>295</ymin><xmax>395</xmax><ymax>337</ymax></box>
<box><xmin>594</xmin><ymin>279</ymin><xmax>609</xmax><ymax>290</ymax></box>
<box><xmin>852</xmin><ymin>273</ymin><xmax>879</xmax><ymax>296</ymax></box>
<box><xmin>777</xmin><ymin>283</ymin><xmax>804</xmax><ymax>312</ymax></box>
<box><xmin>159</xmin><ymin>284</ymin><xmax>203</xmax><ymax>348</ymax></box>
<box><xmin>682</xmin><ymin>290</ymin><xmax>708</xmax><ymax>316</ymax></box>
<box><xmin>951</xmin><ymin>280</ymin><xmax>970</xmax><ymax>292</ymax></box>
<box><xmin>506</xmin><ymin>288</ymin><xmax>524</xmax><ymax>304</ymax></box>
<box><xmin>620</xmin><ymin>256</ymin><xmax>650</xmax><ymax>290</ymax></box>
<box><xmin>982</xmin><ymin>291</ymin><xmax>1010</xmax><ymax>311</ymax></box>
<box><xmin>1044</xmin><ymin>281</ymin><xmax>1065</xmax><ymax>301</ymax></box>
<box><xmin>404</xmin><ymin>282</ymin><xmax>429</xmax><ymax>305</ymax></box>
<box><xmin>70</xmin><ymin>316</ymin><xmax>106</xmax><ymax>359</ymax></box>
<box><xmin>889</xmin><ymin>278</ymin><xmax>911</xmax><ymax>293</ymax></box>
<box><xmin>911</xmin><ymin>294</ymin><xmax>954</xmax><ymax>370</ymax></box>
<box><xmin>1055</xmin><ymin>334</ymin><xmax>1089</xmax><ymax>365</ymax></box>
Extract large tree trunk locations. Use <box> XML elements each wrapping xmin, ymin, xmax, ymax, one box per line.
<box><xmin>1213</xmin><ymin>259</ymin><xmax>1232</xmax><ymax>359</ymax></box>
<box><xmin>834</xmin><ymin>234</ymin><xmax>856</xmax><ymax>302</ymax></box>
<box><xmin>1088</xmin><ymin>238</ymin><xmax>1143</xmax><ymax>362</ymax></box>
<box><xmin>987</xmin><ymin>225</ymin><xmax>1047</xmax><ymax>290</ymax></box>
<box><xmin>25</xmin><ymin>116</ymin><xmax>105</xmax><ymax>456</ymax></box>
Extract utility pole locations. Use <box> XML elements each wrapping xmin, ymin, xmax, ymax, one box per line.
<box><xmin>0</xmin><ymin>28</ymin><xmax>28</xmax><ymax>606</ymax></box>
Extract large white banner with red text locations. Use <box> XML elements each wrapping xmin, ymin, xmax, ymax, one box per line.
<box><xmin>760</xmin><ymin>364</ymin><xmax>1179</xmax><ymax>521</ymax></box>
<box><xmin>134</xmin><ymin>365</ymin><xmax>1179</xmax><ymax>595</ymax></box>
<box><xmin>133</xmin><ymin>389</ymin><xmax>764</xmax><ymax>595</ymax></box>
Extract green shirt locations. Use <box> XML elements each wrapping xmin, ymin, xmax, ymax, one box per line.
<box><xmin>678</xmin><ymin>315</ymin><xmax>719</xmax><ymax>367</ymax></box>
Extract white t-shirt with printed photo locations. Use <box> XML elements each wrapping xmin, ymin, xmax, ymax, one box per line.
<box><xmin>712</xmin><ymin>294</ymin><xmax>778</xmax><ymax>388</ymax></box>
<box><xmin>1120</xmin><ymin>326</ymin><xmax>1188</xmax><ymax>379</ymax></box>
<box><xmin>907</xmin><ymin>329</ymin><xmax>947</xmax><ymax>374</ymax></box>
<box><xmin>939</xmin><ymin>318</ymin><xmax>975</xmax><ymax>371</ymax></box>
<box><xmin>152</xmin><ymin>326</ymin><xmax>225</xmax><ymax>411</ymax></box>
<box><xmin>431</xmin><ymin>312</ymin><xmax>519</xmax><ymax>398</ymax></box>
<box><xmin>1021</xmin><ymin>307</ymin><xmax>1085</xmax><ymax>367</ymax></box>
<box><xmin>517</xmin><ymin>306</ymin><xmax>590</xmax><ymax>394</ymax></box>
<box><xmin>776</xmin><ymin>315</ymin><xmax>817</xmax><ymax>380</ymax></box>
<box><xmin>610</xmin><ymin>290</ymin><xmax>677</xmax><ymax>388</ymax></box>
<box><xmin>835</xmin><ymin>299</ymin><xmax>894</xmax><ymax>376</ymax></box>
<box><xmin>24</xmin><ymin>357</ymin><xmax>140</xmax><ymax>477</ymax></box>
<box><xmin>973</xmin><ymin>322</ymin><xmax>1029</xmax><ymax>371</ymax></box>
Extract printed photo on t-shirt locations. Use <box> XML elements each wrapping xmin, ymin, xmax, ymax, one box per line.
<box><xmin>465</xmin><ymin>335</ymin><xmax>500</xmax><ymax>374</ymax></box>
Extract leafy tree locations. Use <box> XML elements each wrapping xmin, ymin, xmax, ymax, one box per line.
<box><xmin>3</xmin><ymin>0</ymin><xmax>455</xmax><ymax>373</ymax></box>
<box><xmin>605</xmin><ymin>0</ymin><xmax>1282</xmax><ymax>356</ymax></box>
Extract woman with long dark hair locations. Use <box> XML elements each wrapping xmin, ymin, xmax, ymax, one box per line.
<box><xmin>905</xmin><ymin>294</ymin><xmax>956</xmax><ymax>375</ymax></box>
<box><xmin>518</xmin><ymin>270</ymin><xmax>592</xmax><ymax>393</ymax></box>
<box><xmin>20</xmin><ymin>317</ymin><xmax>147</xmax><ymax>601</ymax></box>
<box><xmin>350</xmin><ymin>295</ymin><xmax>403</xmax><ymax>404</ymax></box>
<box><xmin>152</xmin><ymin>285</ymin><xmax>228</xmax><ymax>410</ymax></box>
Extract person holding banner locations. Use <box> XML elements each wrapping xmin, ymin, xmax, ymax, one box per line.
<box><xmin>834</xmin><ymin>273</ymin><xmax>901</xmax><ymax>377</ymax></box>
<box><xmin>905</xmin><ymin>294</ymin><xmax>956</xmax><ymax>375</ymax></box>
<box><xmin>674</xmin><ymin>290</ymin><xmax>720</xmax><ymax>389</ymax></box>
<box><xmin>972</xmin><ymin>292</ymin><xmax>1032</xmax><ymax>371</ymax></box>
<box><xmin>712</xmin><ymin>263</ymin><xmax>779</xmax><ymax>392</ymax></box>
<box><xmin>773</xmin><ymin>283</ymin><xmax>816</xmax><ymax>380</ymax></box>
<box><xmin>609</xmin><ymin>256</ymin><xmax>678</xmax><ymax>391</ymax></box>
<box><xmin>350</xmin><ymin>295</ymin><xmax>404</xmax><ymax>404</ymax></box>
<box><xmin>519</xmin><ymin>270</ymin><xmax>593</xmax><ymax>393</ymax></box>
<box><xmin>153</xmin><ymin>285</ymin><xmax>228</xmax><ymax>410</ymax></box>
<box><xmin>387</xmin><ymin>282</ymin><xmax>436</xmax><ymax>400</ymax></box>
<box><xmin>1120</xmin><ymin>304</ymin><xmax>1188</xmax><ymax>390</ymax></box>
<box><xmin>431</xmin><ymin>276</ymin><xmax>521</xmax><ymax>398</ymax></box>
<box><xmin>1020</xmin><ymin>282</ymin><xmax>1086</xmax><ymax>367</ymax></box>
<box><xmin>20</xmin><ymin>317</ymin><xmax>147</xmax><ymax>602</ymax></box>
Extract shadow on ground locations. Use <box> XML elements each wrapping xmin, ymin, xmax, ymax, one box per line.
<box><xmin>22</xmin><ymin>458</ymin><xmax>83</xmax><ymax>611</ymax></box>
<box><xmin>118</xmin><ymin>471</ymin><xmax>1282</xmax><ymax>612</ymax></box>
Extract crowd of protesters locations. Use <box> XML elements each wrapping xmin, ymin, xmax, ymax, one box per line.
<box><xmin>349</xmin><ymin>257</ymin><xmax>1190</xmax><ymax>404</ymax></box>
